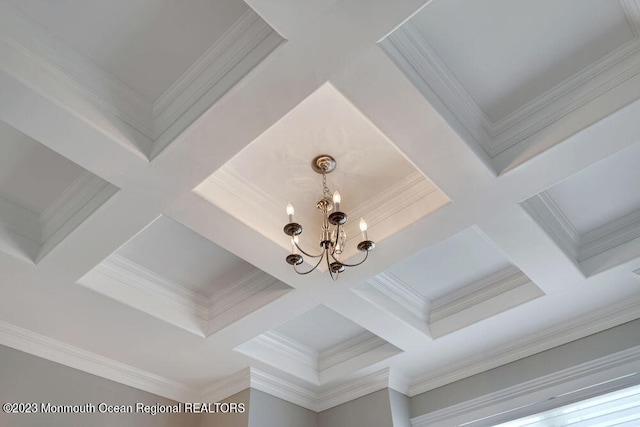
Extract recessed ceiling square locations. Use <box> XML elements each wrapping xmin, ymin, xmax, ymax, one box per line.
<box><xmin>79</xmin><ymin>215</ymin><xmax>291</xmax><ymax>336</ymax></box>
<box><xmin>0</xmin><ymin>120</ymin><xmax>117</xmax><ymax>262</ymax></box>
<box><xmin>194</xmin><ymin>83</ymin><xmax>450</xmax><ymax>261</ymax></box>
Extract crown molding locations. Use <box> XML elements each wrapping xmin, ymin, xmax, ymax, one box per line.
<box><xmin>208</xmin><ymin>269</ymin><xmax>280</xmax><ymax>317</ymax></box>
<box><xmin>202</xmin><ymin>367</ymin><xmax>252</xmax><ymax>403</ymax></box>
<box><xmin>250</xmin><ymin>368</ymin><xmax>319</xmax><ymax>411</ymax></box>
<box><xmin>151</xmin><ymin>10</ymin><xmax>284</xmax><ymax>154</ymax></box>
<box><xmin>621</xmin><ymin>0</ymin><xmax>640</xmax><ymax>37</ymax></box>
<box><xmin>521</xmin><ymin>192</ymin><xmax>580</xmax><ymax>258</ymax></box>
<box><xmin>38</xmin><ymin>172</ymin><xmax>118</xmax><ymax>263</ymax></box>
<box><xmin>382</xmin><ymin>14</ymin><xmax>640</xmax><ymax>158</ymax></box>
<box><xmin>366</xmin><ymin>272</ymin><xmax>430</xmax><ymax>321</ymax></box>
<box><xmin>0</xmin><ymin>194</ymin><xmax>41</xmax><ymax>245</ymax></box>
<box><xmin>0</xmin><ymin>320</ymin><xmax>197</xmax><ymax>402</ymax></box>
<box><xmin>429</xmin><ymin>267</ymin><xmax>535</xmax><ymax>322</ymax></box>
<box><xmin>523</xmin><ymin>193</ymin><xmax>640</xmax><ymax>265</ymax></box>
<box><xmin>319</xmin><ymin>332</ymin><xmax>388</xmax><ymax>371</ymax></box>
<box><xmin>411</xmin><ymin>344</ymin><xmax>640</xmax><ymax>427</ymax></box>
<box><xmin>0</xmin><ymin>1</ymin><xmax>284</xmax><ymax>160</ymax></box>
<box><xmin>0</xmin><ymin>2</ymin><xmax>154</xmax><ymax>156</ymax></box>
<box><xmin>317</xmin><ymin>368</ymin><xmax>392</xmax><ymax>412</ymax></box>
<box><xmin>578</xmin><ymin>208</ymin><xmax>640</xmax><ymax>261</ymax></box>
<box><xmin>257</xmin><ymin>331</ymin><xmax>318</xmax><ymax>369</ymax></box>
<box><xmin>409</xmin><ymin>293</ymin><xmax>640</xmax><ymax>397</ymax></box>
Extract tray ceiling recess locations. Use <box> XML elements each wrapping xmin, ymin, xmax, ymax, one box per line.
<box><xmin>381</xmin><ymin>0</ymin><xmax>640</xmax><ymax>173</ymax></box>
<box><xmin>0</xmin><ymin>120</ymin><xmax>117</xmax><ymax>262</ymax></box>
<box><xmin>194</xmin><ymin>83</ymin><xmax>451</xmax><ymax>268</ymax></box>
<box><xmin>79</xmin><ymin>215</ymin><xmax>291</xmax><ymax>337</ymax></box>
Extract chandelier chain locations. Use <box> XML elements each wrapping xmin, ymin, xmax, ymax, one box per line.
<box><xmin>322</xmin><ymin>173</ymin><xmax>331</xmax><ymax>198</ymax></box>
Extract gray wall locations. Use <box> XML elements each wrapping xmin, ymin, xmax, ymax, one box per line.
<box><xmin>0</xmin><ymin>344</ymin><xmax>201</xmax><ymax>427</ymax></box>
<box><xmin>410</xmin><ymin>318</ymin><xmax>640</xmax><ymax>418</ymax></box>
<box><xmin>318</xmin><ymin>389</ymin><xmax>394</xmax><ymax>427</ymax></box>
<box><xmin>199</xmin><ymin>389</ymin><xmax>250</xmax><ymax>427</ymax></box>
<box><xmin>248</xmin><ymin>389</ymin><xmax>317</xmax><ymax>427</ymax></box>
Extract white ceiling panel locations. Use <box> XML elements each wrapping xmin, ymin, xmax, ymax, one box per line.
<box><xmin>546</xmin><ymin>144</ymin><xmax>640</xmax><ymax>234</ymax></box>
<box><xmin>117</xmin><ymin>215</ymin><xmax>254</xmax><ymax>297</ymax></box>
<box><xmin>0</xmin><ymin>120</ymin><xmax>84</xmax><ymax>214</ymax></box>
<box><xmin>387</xmin><ymin>227</ymin><xmax>511</xmax><ymax>300</ymax></box>
<box><xmin>273</xmin><ymin>305</ymin><xmax>367</xmax><ymax>352</ymax></box>
<box><xmin>8</xmin><ymin>0</ymin><xmax>249</xmax><ymax>101</ymax></box>
<box><xmin>411</xmin><ymin>0</ymin><xmax>635</xmax><ymax>122</ymax></box>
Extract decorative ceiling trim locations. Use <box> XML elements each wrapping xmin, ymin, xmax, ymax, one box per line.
<box><xmin>149</xmin><ymin>11</ymin><xmax>284</xmax><ymax>158</ymax></box>
<box><xmin>0</xmin><ymin>1</ymin><xmax>284</xmax><ymax>160</ymax></box>
<box><xmin>236</xmin><ymin>327</ymin><xmax>398</xmax><ymax>386</ymax></box>
<box><xmin>366</xmin><ymin>272</ymin><xmax>430</xmax><ymax>321</ymax></box>
<box><xmin>0</xmin><ymin>320</ymin><xmax>198</xmax><ymax>402</ymax></box>
<box><xmin>381</xmin><ymin>15</ymin><xmax>640</xmax><ymax>158</ymax></box>
<box><xmin>37</xmin><ymin>172</ymin><xmax>118</xmax><ymax>263</ymax></box>
<box><xmin>621</xmin><ymin>0</ymin><xmax>640</xmax><ymax>37</ymax></box>
<box><xmin>578</xmin><ymin>208</ymin><xmax>640</xmax><ymax>261</ymax></box>
<box><xmin>0</xmin><ymin>171</ymin><xmax>117</xmax><ymax>263</ymax></box>
<box><xmin>250</xmin><ymin>368</ymin><xmax>319</xmax><ymax>411</ymax></box>
<box><xmin>0</xmin><ymin>194</ymin><xmax>41</xmax><ymax>260</ymax></box>
<box><xmin>82</xmin><ymin>253</ymin><xmax>285</xmax><ymax>337</ymax></box>
<box><xmin>409</xmin><ymin>293</ymin><xmax>640</xmax><ymax>396</ymax></box>
<box><xmin>0</xmin><ymin>1</ymin><xmax>154</xmax><ymax>156</ymax></box>
<box><xmin>317</xmin><ymin>368</ymin><xmax>393</xmax><ymax>412</ymax></box>
<box><xmin>318</xmin><ymin>332</ymin><xmax>388</xmax><ymax>371</ymax></box>
<box><xmin>523</xmin><ymin>192</ymin><xmax>640</xmax><ymax>266</ymax></box>
<box><xmin>411</xmin><ymin>343</ymin><xmax>640</xmax><ymax>427</ymax></box>
<box><xmin>151</xmin><ymin>10</ymin><xmax>284</xmax><ymax>154</ymax></box>
<box><xmin>202</xmin><ymin>367</ymin><xmax>252</xmax><ymax>403</ymax></box>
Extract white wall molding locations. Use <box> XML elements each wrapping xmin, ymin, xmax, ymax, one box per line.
<box><xmin>0</xmin><ymin>320</ymin><xmax>197</xmax><ymax>402</ymax></box>
<box><xmin>317</xmin><ymin>368</ymin><xmax>392</xmax><ymax>412</ymax></box>
<box><xmin>250</xmin><ymin>368</ymin><xmax>319</xmax><ymax>412</ymax></box>
<box><xmin>409</xmin><ymin>293</ymin><xmax>640</xmax><ymax>396</ymax></box>
<box><xmin>410</xmin><ymin>344</ymin><xmax>640</xmax><ymax>427</ymax></box>
<box><xmin>382</xmin><ymin>15</ymin><xmax>640</xmax><ymax>158</ymax></box>
<box><xmin>366</xmin><ymin>272</ymin><xmax>430</xmax><ymax>321</ymax></box>
<box><xmin>202</xmin><ymin>367</ymin><xmax>252</xmax><ymax>403</ymax></box>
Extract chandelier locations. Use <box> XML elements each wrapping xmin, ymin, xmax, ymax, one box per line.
<box><xmin>283</xmin><ymin>155</ymin><xmax>375</xmax><ymax>280</ymax></box>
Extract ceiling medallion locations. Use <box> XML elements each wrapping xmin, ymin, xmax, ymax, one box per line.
<box><xmin>283</xmin><ymin>155</ymin><xmax>375</xmax><ymax>280</ymax></box>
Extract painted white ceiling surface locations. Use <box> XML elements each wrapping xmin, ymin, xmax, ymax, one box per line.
<box><xmin>8</xmin><ymin>0</ymin><xmax>249</xmax><ymax>101</ymax></box>
<box><xmin>115</xmin><ymin>215</ymin><xmax>254</xmax><ymax>296</ymax></box>
<box><xmin>2</xmin><ymin>0</ymin><xmax>640</xmax><ymax>414</ymax></box>
<box><xmin>411</xmin><ymin>0</ymin><xmax>635</xmax><ymax>122</ymax></box>
<box><xmin>387</xmin><ymin>227</ymin><xmax>512</xmax><ymax>300</ymax></box>
<box><xmin>546</xmin><ymin>144</ymin><xmax>640</xmax><ymax>234</ymax></box>
<box><xmin>0</xmin><ymin>120</ymin><xmax>84</xmax><ymax>213</ymax></box>
<box><xmin>273</xmin><ymin>305</ymin><xmax>367</xmax><ymax>352</ymax></box>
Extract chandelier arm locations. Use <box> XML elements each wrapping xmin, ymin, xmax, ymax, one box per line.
<box><xmin>326</xmin><ymin>250</ymin><xmax>338</xmax><ymax>281</ymax></box>
<box><xmin>329</xmin><ymin>249</ymin><xmax>369</xmax><ymax>268</ymax></box>
<box><xmin>293</xmin><ymin>252</ymin><xmax>325</xmax><ymax>275</ymax></box>
<box><xmin>294</xmin><ymin>241</ymin><xmax>324</xmax><ymax>258</ymax></box>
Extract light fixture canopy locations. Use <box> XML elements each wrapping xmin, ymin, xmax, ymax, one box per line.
<box><xmin>283</xmin><ymin>154</ymin><xmax>375</xmax><ymax>280</ymax></box>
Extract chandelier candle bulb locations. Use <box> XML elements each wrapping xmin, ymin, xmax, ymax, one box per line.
<box><xmin>287</xmin><ymin>203</ymin><xmax>295</xmax><ymax>223</ymax></box>
<box><xmin>333</xmin><ymin>191</ymin><xmax>341</xmax><ymax>211</ymax></box>
<box><xmin>360</xmin><ymin>218</ymin><xmax>368</xmax><ymax>241</ymax></box>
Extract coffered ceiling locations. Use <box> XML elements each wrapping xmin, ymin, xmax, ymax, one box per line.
<box><xmin>1</xmin><ymin>0</ymin><xmax>640</xmax><ymax>412</ymax></box>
